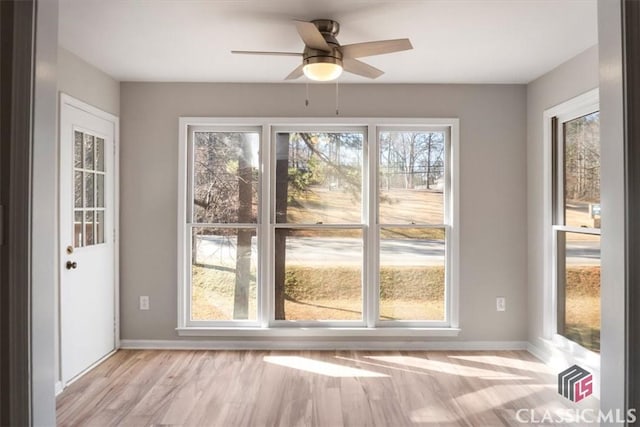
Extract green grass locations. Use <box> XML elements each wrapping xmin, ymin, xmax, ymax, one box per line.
<box><xmin>563</xmin><ymin>266</ymin><xmax>601</xmax><ymax>352</ymax></box>
<box><xmin>192</xmin><ymin>264</ymin><xmax>601</xmax><ymax>334</ymax></box>
<box><xmin>192</xmin><ymin>264</ymin><xmax>445</xmax><ymax>321</ymax></box>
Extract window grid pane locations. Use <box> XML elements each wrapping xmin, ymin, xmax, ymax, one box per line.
<box><xmin>275</xmin><ymin>132</ymin><xmax>363</xmax><ymax>224</ymax></box>
<box><xmin>274</xmin><ymin>228</ymin><xmax>363</xmax><ymax>321</ymax></box>
<box><xmin>379</xmin><ymin>227</ymin><xmax>445</xmax><ymax>321</ymax></box>
<box><xmin>191</xmin><ymin>227</ymin><xmax>258</xmax><ymax>321</ymax></box>
<box><xmin>557</xmin><ymin>231</ymin><xmax>600</xmax><ymax>353</ymax></box>
<box><xmin>379</xmin><ymin>131</ymin><xmax>445</xmax><ymax>225</ymax></box>
<box><xmin>192</xmin><ymin>132</ymin><xmax>259</xmax><ymax>224</ymax></box>
<box><xmin>563</xmin><ymin>112</ymin><xmax>600</xmax><ymax>229</ymax></box>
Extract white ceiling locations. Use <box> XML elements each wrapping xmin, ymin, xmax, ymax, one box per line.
<box><xmin>58</xmin><ymin>0</ymin><xmax>598</xmax><ymax>84</ymax></box>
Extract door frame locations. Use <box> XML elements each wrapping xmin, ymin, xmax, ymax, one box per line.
<box><xmin>58</xmin><ymin>93</ymin><xmax>120</xmax><ymax>388</ymax></box>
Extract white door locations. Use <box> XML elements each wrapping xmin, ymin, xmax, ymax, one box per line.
<box><xmin>60</xmin><ymin>95</ymin><xmax>117</xmax><ymax>385</ymax></box>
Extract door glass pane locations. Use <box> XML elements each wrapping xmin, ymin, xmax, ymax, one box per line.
<box><xmin>84</xmin><ymin>134</ymin><xmax>95</xmax><ymax>170</ymax></box>
<box><xmin>85</xmin><ymin>211</ymin><xmax>94</xmax><ymax>246</ymax></box>
<box><xmin>274</xmin><ymin>228</ymin><xmax>363</xmax><ymax>321</ymax></box>
<box><xmin>74</xmin><ymin>210</ymin><xmax>83</xmax><ymax>247</ymax></box>
<box><xmin>191</xmin><ymin>227</ymin><xmax>257</xmax><ymax>321</ymax></box>
<box><xmin>85</xmin><ymin>173</ymin><xmax>94</xmax><ymax>208</ymax></box>
<box><xmin>74</xmin><ymin>171</ymin><xmax>83</xmax><ymax>208</ymax></box>
<box><xmin>96</xmin><ymin>137</ymin><xmax>105</xmax><ymax>172</ymax></box>
<box><xmin>563</xmin><ymin>112</ymin><xmax>600</xmax><ymax>228</ymax></box>
<box><xmin>96</xmin><ymin>174</ymin><xmax>105</xmax><ymax>208</ymax></box>
<box><xmin>275</xmin><ymin>132</ymin><xmax>363</xmax><ymax>224</ymax></box>
<box><xmin>379</xmin><ymin>131</ymin><xmax>445</xmax><ymax>224</ymax></box>
<box><xmin>96</xmin><ymin>210</ymin><xmax>105</xmax><ymax>244</ymax></box>
<box><xmin>192</xmin><ymin>132</ymin><xmax>259</xmax><ymax>224</ymax></box>
<box><xmin>558</xmin><ymin>231</ymin><xmax>600</xmax><ymax>352</ymax></box>
<box><xmin>379</xmin><ymin>227</ymin><xmax>445</xmax><ymax>321</ymax></box>
<box><xmin>74</xmin><ymin>131</ymin><xmax>83</xmax><ymax>168</ymax></box>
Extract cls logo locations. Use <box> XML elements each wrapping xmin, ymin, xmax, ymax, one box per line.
<box><xmin>558</xmin><ymin>365</ymin><xmax>593</xmax><ymax>402</ymax></box>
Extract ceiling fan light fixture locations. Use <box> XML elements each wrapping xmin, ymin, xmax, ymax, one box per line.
<box><xmin>303</xmin><ymin>61</ymin><xmax>343</xmax><ymax>81</ymax></box>
<box><xmin>231</xmin><ymin>19</ymin><xmax>413</xmax><ymax>81</ymax></box>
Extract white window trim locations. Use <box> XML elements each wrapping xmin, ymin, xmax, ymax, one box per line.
<box><xmin>177</xmin><ymin>117</ymin><xmax>460</xmax><ymax>337</ymax></box>
<box><xmin>542</xmin><ymin>89</ymin><xmax>600</xmax><ymax>364</ymax></box>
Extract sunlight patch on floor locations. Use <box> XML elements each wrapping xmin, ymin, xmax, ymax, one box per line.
<box><xmin>409</xmin><ymin>385</ymin><xmax>548</xmax><ymax>423</ymax></box>
<box><xmin>366</xmin><ymin>356</ymin><xmax>532</xmax><ymax>380</ymax></box>
<box><xmin>263</xmin><ymin>356</ymin><xmax>388</xmax><ymax>378</ymax></box>
<box><xmin>334</xmin><ymin>355</ymin><xmax>432</xmax><ymax>376</ymax></box>
<box><xmin>449</xmin><ymin>355</ymin><xmax>550</xmax><ymax>374</ymax></box>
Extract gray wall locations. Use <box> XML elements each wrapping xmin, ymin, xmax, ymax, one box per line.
<box><xmin>120</xmin><ymin>83</ymin><xmax>527</xmax><ymax>342</ymax></box>
<box><xmin>58</xmin><ymin>47</ymin><xmax>120</xmax><ymax>116</ymax></box>
<box><xmin>525</xmin><ymin>45</ymin><xmax>599</xmax><ymax>351</ymax></box>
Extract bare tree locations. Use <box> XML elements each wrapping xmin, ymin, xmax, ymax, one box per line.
<box><xmin>379</xmin><ymin>131</ymin><xmax>444</xmax><ymax>190</ymax></box>
<box><xmin>564</xmin><ymin>113</ymin><xmax>600</xmax><ymax>203</ymax></box>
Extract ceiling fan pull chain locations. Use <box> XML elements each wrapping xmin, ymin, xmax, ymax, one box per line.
<box><xmin>305</xmin><ymin>82</ymin><xmax>309</xmax><ymax>107</ymax></box>
<box><xmin>335</xmin><ymin>81</ymin><xmax>340</xmax><ymax>116</ymax></box>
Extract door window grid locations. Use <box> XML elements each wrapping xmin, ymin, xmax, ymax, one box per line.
<box><xmin>73</xmin><ymin>130</ymin><xmax>106</xmax><ymax>248</ymax></box>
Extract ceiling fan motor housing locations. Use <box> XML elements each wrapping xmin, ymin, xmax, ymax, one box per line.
<box><xmin>303</xmin><ymin>19</ymin><xmax>343</xmax><ymax>68</ymax></box>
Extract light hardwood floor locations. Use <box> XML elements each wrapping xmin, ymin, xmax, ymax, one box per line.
<box><xmin>56</xmin><ymin>350</ymin><xmax>598</xmax><ymax>426</ymax></box>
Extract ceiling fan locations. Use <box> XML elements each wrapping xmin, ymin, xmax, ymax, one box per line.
<box><xmin>231</xmin><ymin>19</ymin><xmax>413</xmax><ymax>82</ymax></box>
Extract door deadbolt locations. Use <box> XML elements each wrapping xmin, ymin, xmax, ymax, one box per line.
<box><xmin>66</xmin><ymin>245</ymin><xmax>73</xmax><ymax>254</ymax></box>
<box><xmin>66</xmin><ymin>261</ymin><xmax>77</xmax><ymax>270</ymax></box>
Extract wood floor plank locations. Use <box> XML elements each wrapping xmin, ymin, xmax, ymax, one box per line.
<box><xmin>57</xmin><ymin>349</ymin><xmax>599</xmax><ymax>427</ymax></box>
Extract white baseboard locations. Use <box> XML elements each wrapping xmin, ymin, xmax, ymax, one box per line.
<box><xmin>55</xmin><ymin>381</ymin><xmax>63</xmax><ymax>396</ymax></box>
<box><xmin>120</xmin><ymin>339</ymin><xmax>528</xmax><ymax>351</ymax></box>
<box><xmin>526</xmin><ymin>342</ymin><xmax>548</xmax><ymax>362</ymax></box>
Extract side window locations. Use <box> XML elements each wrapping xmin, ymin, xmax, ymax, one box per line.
<box><xmin>553</xmin><ymin>110</ymin><xmax>600</xmax><ymax>352</ymax></box>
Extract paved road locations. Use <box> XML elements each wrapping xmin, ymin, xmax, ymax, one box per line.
<box><xmin>195</xmin><ymin>236</ymin><xmax>440</xmax><ymax>266</ymax></box>
<box><xmin>195</xmin><ymin>236</ymin><xmax>600</xmax><ymax>267</ymax></box>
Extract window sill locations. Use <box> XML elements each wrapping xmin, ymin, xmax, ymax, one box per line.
<box><xmin>176</xmin><ymin>327</ymin><xmax>461</xmax><ymax>338</ymax></box>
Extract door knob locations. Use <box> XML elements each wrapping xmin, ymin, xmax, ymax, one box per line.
<box><xmin>66</xmin><ymin>261</ymin><xmax>77</xmax><ymax>270</ymax></box>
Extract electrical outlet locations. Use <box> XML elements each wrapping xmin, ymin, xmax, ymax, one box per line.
<box><xmin>139</xmin><ymin>296</ymin><xmax>150</xmax><ymax>310</ymax></box>
<box><xmin>496</xmin><ymin>297</ymin><xmax>506</xmax><ymax>312</ymax></box>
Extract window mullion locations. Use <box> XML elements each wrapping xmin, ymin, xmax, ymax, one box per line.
<box><xmin>366</xmin><ymin>124</ymin><xmax>378</xmax><ymax>328</ymax></box>
<box><xmin>260</xmin><ymin>124</ymin><xmax>270</xmax><ymax>328</ymax></box>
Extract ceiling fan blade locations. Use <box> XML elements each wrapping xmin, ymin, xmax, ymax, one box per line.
<box><xmin>341</xmin><ymin>38</ymin><xmax>413</xmax><ymax>59</ymax></box>
<box><xmin>285</xmin><ymin>64</ymin><xmax>304</xmax><ymax>80</ymax></box>
<box><xmin>294</xmin><ymin>20</ymin><xmax>331</xmax><ymax>52</ymax></box>
<box><xmin>343</xmin><ymin>59</ymin><xmax>384</xmax><ymax>79</ymax></box>
<box><xmin>231</xmin><ymin>50</ymin><xmax>302</xmax><ymax>57</ymax></box>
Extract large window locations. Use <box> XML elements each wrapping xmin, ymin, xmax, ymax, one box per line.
<box><xmin>551</xmin><ymin>101</ymin><xmax>600</xmax><ymax>353</ymax></box>
<box><xmin>178</xmin><ymin>119</ymin><xmax>458</xmax><ymax>333</ymax></box>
